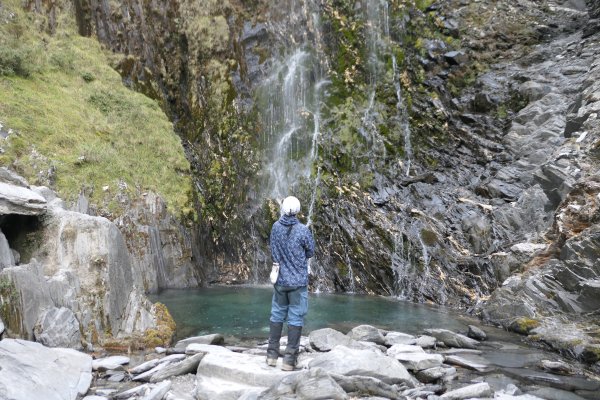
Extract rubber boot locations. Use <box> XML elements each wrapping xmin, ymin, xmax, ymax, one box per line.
<box><xmin>266</xmin><ymin>321</ymin><xmax>283</xmax><ymax>366</ymax></box>
<box><xmin>282</xmin><ymin>325</ymin><xmax>302</xmax><ymax>371</ymax></box>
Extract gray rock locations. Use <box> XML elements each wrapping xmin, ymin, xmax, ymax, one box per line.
<box><xmin>114</xmin><ymin>384</ymin><xmax>151</xmax><ymax>399</ymax></box>
<box><xmin>0</xmin><ymin>231</ymin><xmax>15</xmax><ymax>269</ymax></box>
<box><xmin>92</xmin><ymin>356</ymin><xmax>130</xmax><ymax>371</ymax></box>
<box><xmin>107</xmin><ymin>373</ymin><xmax>126</xmax><ymax>382</ymax></box>
<box><xmin>34</xmin><ymin>306</ymin><xmax>83</xmax><ymax>349</ymax></box>
<box><xmin>440</xmin><ymin>382</ymin><xmax>493</xmax><ymax>399</ymax></box>
<box><xmin>82</xmin><ymin>396</ymin><xmax>109</xmax><ymax>400</ymax></box>
<box><xmin>295</xmin><ymin>368</ymin><xmax>348</xmax><ymax>400</ymax></box>
<box><xmin>143</xmin><ymin>380</ymin><xmax>172</xmax><ymax>400</ymax></box>
<box><xmin>130</xmin><ymin>358</ymin><xmax>164</xmax><ymax>374</ymax></box>
<box><xmin>414</xmin><ymin>335</ymin><xmax>437</xmax><ymax>348</ymax></box>
<box><xmin>424</xmin><ymin>329</ymin><xmax>479</xmax><ymax>349</ymax></box>
<box><xmin>309</xmin><ymin>328</ymin><xmax>365</xmax><ymax>351</ymax></box>
<box><xmin>386</xmin><ymin>344</ymin><xmax>425</xmax><ymax>356</ymax></box>
<box><xmin>540</xmin><ymin>359</ymin><xmax>575</xmax><ymax>375</ymax></box>
<box><xmin>444</xmin><ymin>51</ymin><xmax>468</xmax><ymax>65</ymax></box>
<box><xmin>0</xmin><ymin>338</ymin><xmax>92</xmax><ymax>400</ymax></box>
<box><xmin>308</xmin><ymin>345</ymin><xmax>412</xmax><ymax>385</ymax></box>
<box><xmin>330</xmin><ymin>373</ymin><xmax>402</xmax><ymax>399</ymax></box>
<box><xmin>0</xmin><ymin>167</ymin><xmax>29</xmax><ymax>187</ymax></box>
<box><xmin>415</xmin><ymin>366</ymin><xmax>457</xmax><ymax>383</ymax></box>
<box><xmin>186</xmin><ymin>343</ymin><xmax>232</xmax><ymax>355</ymax></box>
<box><xmin>443</xmin><ymin>354</ymin><xmax>490</xmax><ymax>372</ymax></box>
<box><xmin>348</xmin><ymin>325</ymin><xmax>386</xmax><ymax>345</ymax></box>
<box><xmin>467</xmin><ymin>325</ymin><xmax>487</xmax><ymax>341</ymax></box>
<box><xmin>150</xmin><ymin>353</ymin><xmax>205</xmax><ymax>383</ymax></box>
<box><xmin>0</xmin><ymin>180</ymin><xmax>47</xmax><ymax>215</ymax></box>
<box><xmin>529</xmin><ymin>387</ymin><xmax>586</xmax><ymax>400</ymax></box>
<box><xmin>384</xmin><ymin>331</ymin><xmax>417</xmax><ymax>346</ymax></box>
<box><xmin>175</xmin><ymin>334</ymin><xmax>224</xmax><ymax>349</ymax></box>
<box><xmin>389</xmin><ymin>352</ymin><xmax>444</xmax><ymax>371</ymax></box>
<box><xmin>519</xmin><ymin>81</ymin><xmax>553</xmax><ymax>102</ymax></box>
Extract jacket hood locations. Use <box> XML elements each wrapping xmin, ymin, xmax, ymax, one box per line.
<box><xmin>278</xmin><ymin>214</ymin><xmax>299</xmax><ymax>226</ymax></box>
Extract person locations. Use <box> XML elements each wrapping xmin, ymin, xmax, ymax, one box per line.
<box><xmin>266</xmin><ymin>195</ymin><xmax>315</xmax><ymax>371</ymax></box>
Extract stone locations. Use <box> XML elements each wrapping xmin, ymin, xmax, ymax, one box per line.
<box><xmin>149</xmin><ymin>353</ymin><xmax>205</xmax><ymax>383</ymax></box>
<box><xmin>196</xmin><ymin>351</ymin><xmax>296</xmax><ymax>395</ymax></box>
<box><xmin>308</xmin><ymin>345</ymin><xmax>412</xmax><ymax>385</ymax></box>
<box><xmin>144</xmin><ymin>380</ymin><xmax>172</xmax><ymax>400</ymax></box>
<box><xmin>114</xmin><ymin>384</ymin><xmax>151</xmax><ymax>399</ymax></box>
<box><xmin>309</xmin><ymin>328</ymin><xmax>365</xmax><ymax>351</ymax></box>
<box><xmin>0</xmin><ymin>167</ymin><xmax>29</xmax><ymax>187</ymax></box>
<box><xmin>415</xmin><ymin>366</ymin><xmax>457</xmax><ymax>383</ymax></box>
<box><xmin>0</xmin><ymin>338</ymin><xmax>92</xmax><ymax>400</ymax></box>
<box><xmin>467</xmin><ymin>325</ymin><xmax>487</xmax><ymax>341</ymax></box>
<box><xmin>414</xmin><ymin>335</ymin><xmax>437</xmax><ymax>348</ymax></box>
<box><xmin>348</xmin><ymin>324</ymin><xmax>385</xmax><ymax>345</ymax></box>
<box><xmin>424</xmin><ymin>329</ymin><xmax>479</xmax><ymax>349</ymax></box>
<box><xmin>83</xmin><ymin>396</ymin><xmax>109</xmax><ymax>400</ymax></box>
<box><xmin>33</xmin><ymin>306</ymin><xmax>83</xmax><ymax>349</ymax></box>
<box><xmin>295</xmin><ymin>368</ymin><xmax>348</xmax><ymax>400</ymax></box>
<box><xmin>386</xmin><ymin>344</ymin><xmax>426</xmax><ymax>356</ymax></box>
<box><xmin>540</xmin><ymin>359</ymin><xmax>575</xmax><ymax>375</ymax></box>
<box><xmin>384</xmin><ymin>331</ymin><xmax>417</xmax><ymax>346</ymax></box>
<box><xmin>174</xmin><ymin>334</ymin><xmax>225</xmax><ymax>349</ymax></box>
<box><xmin>0</xmin><ymin>231</ymin><xmax>15</xmax><ymax>269</ymax></box>
<box><xmin>186</xmin><ymin>343</ymin><xmax>233</xmax><ymax>355</ymax></box>
<box><xmin>443</xmin><ymin>354</ymin><xmax>490</xmax><ymax>372</ymax></box>
<box><xmin>330</xmin><ymin>373</ymin><xmax>402</xmax><ymax>399</ymax></box>
<box><xmin>130</xmin><ymin>354</ymin><xmax>186</xmax><ymax>375</ymax></box>
<box><xmin>529</xmin><ymin>387</ymin><xmax>587</xmax><ymax>400</ymax></box>
<box><xmin>389</xmin><ymin>352</ymin><xmax>444</xmax><ymax>371</ymax></box>
<box><xmin>440</xmin><ymin>382</ymin><xmax>493</xmax><ymax>399</ymax></box>
<box><xmin>0</xmin><ymin>181</ymin><xmax>47</xmax><ymax>215</ymax></box>
<box><xmin>92</xmin><ymin>355</ymin><xmax>130</xmax><ymax>371</ymax></box>
<box><xmin>107</xmin><ymin>373</ymin><xmax>126</xmax><ymax>382</ymax></box>
<box><xmin>444</xmin><ymin>50</ymin><xmax>468</xmax><ymax>65</ymax></box>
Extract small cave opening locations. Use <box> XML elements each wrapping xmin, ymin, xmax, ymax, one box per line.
<box><xmin>0</xmin><ymin>214</ymin><xmax>43</xmax><ymax>265</ymax></box>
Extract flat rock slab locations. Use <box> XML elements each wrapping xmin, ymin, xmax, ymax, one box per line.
<box><xmin>390</xmin><ymin>352</ymin><xmax>444</xmax><ymax>371</ymax></box>
<box><xmin>444</xmin><ymin>354</ymin><xmax>491</xmax><ymax>372</ymax></box>
<box><xmin>386</xmin><ymin>344</ymin><xmax>425</xmax><ymax>357</ymax></box>
<box><xmin>384</xmin><ymin>331</ymin><xmax>417</xmax><ymax>346</ymax></box>
<box><xmin>186</xmin><ymin>343</ymin><xmax>233</xmax><ymax>355</ymax></box>
<box><xmin>503</xmin><ymin>368</ymin><xmax>600</xmax><ymax>392</ymax></box>
<box><xmin>149</xmin><ymin>353</ymin><xmax>205</xmax><ymax>383</ymax></box>
<box><xmin>414</xmin><ymin>335</ymin><xmax>437</xmax><ymax>348</ymax></box>
<box><xmin>440</xmin><ymin>382</ymin><xmax>493</xmax><ymax>399</ymax></box>
<box><xmin>197</xmin><ymin>351</ymin><xmax>298</xmax><ymax>390</ymax></box>
<box><xmin>0</xmin><ymin>339</ymin><xmax>92</xmax><ymax>400</ymax></box>
<box><xmin>92</xmin><ymin>356</ymin><xmax>130</xmax><ymax>371</ymax></box>
<box><xmin>175</xmin><ymin>334</ymin><xmax>224</xmax><ymax>349</ymax></box>
<box><xmin>424</xmin><ymin>329</ymin><xmax>479</xmax><ymax>349</ymax></box>
<box><xmin>308</xmin><ymin>345</ymin><xmax>412</xmax><ymax>385</ymax></box>
<box><xmin>196</xmin><ymin>376</ymin><xmax>265</xmax><ymax>400</ymax></box>
<box><xmin>0</xmin><ymin>181</ymin><xmax>47</xmax><ymax>215</ymax></box>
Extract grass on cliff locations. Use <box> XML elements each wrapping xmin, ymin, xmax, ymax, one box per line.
<box><xmin>0</xmin><ymin>1</ymin><xmax>194</xmax><ymax>217</ymax></box>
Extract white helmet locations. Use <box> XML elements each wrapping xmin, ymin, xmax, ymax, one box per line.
<box><xmin>281</xmin><ymin>196</ymin><xmax>301</xmax><ymax>216</ymax></box>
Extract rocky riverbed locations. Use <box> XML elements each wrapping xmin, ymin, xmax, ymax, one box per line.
<box><xmin>3</xmin><ymin>323</ymin><xmax>599</xmax><ymax>400</ymax></box>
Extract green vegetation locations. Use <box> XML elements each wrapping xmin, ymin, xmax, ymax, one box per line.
<box><xmin>0</xmin><ymin>0</ymin><xmax>194</xmax><ymax>217</ymax></box>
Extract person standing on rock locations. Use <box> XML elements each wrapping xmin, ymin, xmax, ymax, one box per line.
<box><xmin>267</xmin><ymin>195</ymin><xmax>315</xmax><ymax>371</ymax></box>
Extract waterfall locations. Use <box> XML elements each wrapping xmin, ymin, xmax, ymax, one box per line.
<box><xmin>260</xmin><ymin>1</ymin><xmax>327</xmax><ymax>203</ymax></box>
<box><xmin>392</xmin><ymin>55</ymin><xmax>412</xmax><ymax>176</ymax></box>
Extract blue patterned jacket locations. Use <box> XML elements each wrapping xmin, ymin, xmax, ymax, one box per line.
<box><xmin>270</xmin><ymin>214</ymin><xmax>315</xmax><ymax>286</ymax></box>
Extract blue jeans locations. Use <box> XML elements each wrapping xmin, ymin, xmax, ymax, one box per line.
<box><xmin>270</xmin><ymin>285</ymin><xmax>308</xmax><ymax>327</ymax></box>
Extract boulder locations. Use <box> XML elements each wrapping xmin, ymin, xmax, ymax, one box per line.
<box><xmin>186</xmin><ymin>343</ymin><xmax>233</xmax><ymax>355</ymax></box>
<box><xmin>175</xmin><ymin>334</ymin><xmax>225</xmax><ymax>349</ymax></box>
<box><xmin>386</xmin><ymin>344</ymin><xmax>426</xmax><ymax>356</ymax></box>
<box><xmin>34</xmin><ymin>306</ymin><xmax>83</xmax><ymax>349</ymax></box>
<box><xmin>0</xmin><ymin>181</ymin><xmax>47</xmax><ymax>215</ymax></box>
<box><xmin>389</xmin><ymin>352</ymin><xmax>444</xmax><ymax>371</ymax></box>
<box><xmin>308</xmin><ymin>345</ymin><xmax>412</xmax><ymax>385</ymax></box>
<box><xmin>444</xmin><ymin>354</ymin><xmax>490</xmax><ymax>372</ymax></box>
<box><xmin>424</xmin><ymin>329</ymin><xmax>479</xmax><ymax>349</ymax></box>
<box><xmin>347</xmin><ymin>325</ymin><xmax>385</xmax><ymax>345</ymax></box>
<box><xmin>144</xmin><ymin>380</ymin><xmax>172</xmax><ymax>400</ymax></box>
<box><xmin>414</xmin><ymin>335</ymin><xmax>437</xmax><ymax>348</ymax></box>
<box><xmin>295</xmin><ymin>368</ymin><xmax>348</xmax><ymax>400</ymax></box>
<box><xmin>309</xmin><ymin>328</ymin><xmax>365</xmax><ymax>351</ymax></box>
<box><xmin>444</xmin><ymin>50</ymin><xmax>468</xmax><ymax>65</ymax></box>
<box><xmin>440</xmin><ymin>382</ymin><xmax>493</xmax><ymax>399</ymax></box>
<box><xmin>467</xmin><ymin>325</ymin><xmax>487</xmax><ymax>341</ymax></box>
<box><xmin>415</xmin><ymin>366</ymin><xmax>457</xmax><ymax>383</ymax></box>
<box><xmin>149</xmin><ymin>353</ymin><xmax>205</xmax><ymax>383</ymax></box>
<box><xmin>0</xmin><ymin>338</ymin><xmax>92</xmax><ymax>400</ymax></box>
<box><xmin>384</xmin><ymin>331</ymin><xmax>417</xmax><ymax>346</ymax></box>
<box><xmin>92</xmin><ymin>356</ymin><xmax>130</xmax><ymax>371</ymax></box>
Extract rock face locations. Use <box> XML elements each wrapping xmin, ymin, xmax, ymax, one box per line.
<box><xmin>34</xmin><ymin>307</ymin><xmax>83</xmax><ymax>349</ymax></box>
<box><xmin>0</xmin><ymin>170</ymin><xmax>157</xmax><ymax>346</ymax></box>
<box><xmin>0</xmin><ymin>181</ymin><xmax>47</xmax><ymax>216</ymax></box>
<box><xmin>0</xmin><ymin>338</ymin><xmax>92</xmax><ymax>400</ymax></box>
